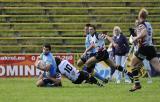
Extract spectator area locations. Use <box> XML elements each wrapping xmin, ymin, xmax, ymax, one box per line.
<box><xmin>0</xmin><ymin>0</ymin><xmax>160</xmax><ymax>53</ymax></box>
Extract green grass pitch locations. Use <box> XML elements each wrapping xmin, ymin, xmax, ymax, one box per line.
<box><xmin>0</xmin><ymin>77</ymin><xmax>159</xmax><ymax>102</ymax></box>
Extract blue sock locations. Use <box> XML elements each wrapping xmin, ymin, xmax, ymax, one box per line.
<box><xmin>82</xmin><ymin>66</ymin><xmax>87</xmax><ymax>71</ymax></box>
<box><xmin>94</xmin><ymin>72</ymin><xmax>105</xmax><ymax>81</ymax></box>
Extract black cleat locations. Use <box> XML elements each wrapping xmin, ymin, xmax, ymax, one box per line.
<box><xmin>129</xmin><ymin>84</ymin><xmax>142</xmax><ymax>92</ymax></box>
<box><xmin>96</xmin><ymin>82</ymin><xmax>104</xmax><ymax>87</ymax></box>
<box><xmin>103</xmin><ymin>78</ymin><xmax>109</xmax><ymax>84</ymax></box>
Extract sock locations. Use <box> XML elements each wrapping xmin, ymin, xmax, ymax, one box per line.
<box><xmin>116</xmin><ymin>65</ymin><xmax>123</xmax><ymax>71</ymax></box>
<box><xmin>132</xmin><ymin>68</ymin><xmax>140</xmax><ymax>86</ymax></box>
<box><xmin>116</xmin><ymin>65</ymin><xmax>130</xmax><ymax>74</ymax></box>
<box><xmin>82</xmin><ymin>66</ymin><xmax>87</xmax><ymax>71</ymax></box>
<box><xmin>93</xmin><ymin>72</ymin><xmax>105</xmax><ymax>81</ymax></box>
<box><xmin>88</xmin><ymin>76</ymin><xmax>98</xmax><ymax>84</ymax></box>
<box><xmin>116</xmin><ymin>65</ymin><xmax>133</xmax><ymax>81</ymax></box>
<box><xmin>85</xmin><ymin>64</ymin><xmax>95</xmax><ymax>74</ymax></box>
<box><xmin>110</xmin><ymin>66</ymin><xmax>116</xmax><ymax>76</ymax></box>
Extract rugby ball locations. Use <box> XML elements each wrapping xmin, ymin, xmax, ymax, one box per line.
<box><xmin>36</xmin><ymin>60</ymin><xmax>46</xmax><ymax>69</ymax></box>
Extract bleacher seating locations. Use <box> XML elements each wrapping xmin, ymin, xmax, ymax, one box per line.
<box><xmin>0</xmin><ymin>0</ymin><xmax>160</xmax><ymax>53</ymax></box>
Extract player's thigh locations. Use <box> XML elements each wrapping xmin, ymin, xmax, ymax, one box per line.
<box><xmin>36</xmin><ymin>79</ymin><xmax>45</xmax><ymax>87</ymax></box>
<box><xmin>104</xmin><ymin>58</ymin><xmax>117</xmax><ymax>68</ymax></box>
<box><xmin>77</xmin><ymin>58</ymin><xmax>84</xmax><ymax>66</ymax></box>
<box><xmin>85</xmin><ymin>56</ymin><xmax>97</xmax><ymax>67</ymax></box>
<box><xmin>130</xmin><ymin>54</ymin><xmax>142</xmax><ymax>67</ymax></box>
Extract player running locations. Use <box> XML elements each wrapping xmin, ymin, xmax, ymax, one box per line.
<box><xmin>129</xmin><ymin>8</ymin><xmax>160</xmax><ymax>92</ymax></box>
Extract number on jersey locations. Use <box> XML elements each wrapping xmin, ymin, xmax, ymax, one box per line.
<box><xmin>64</xmin><ymin>64</ymin><xmax>73</xmax><ymax>73</ymax></box>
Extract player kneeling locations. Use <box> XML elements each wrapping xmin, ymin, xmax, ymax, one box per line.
<box><xmin>55</xmin><ymin>57</ymin><xmax>103</xmax><ymax>86</ymax></box>
<box><xmin>35</xmin><ymin>60</ymin><xmax>62</xmax><ymax>87</ymax></box>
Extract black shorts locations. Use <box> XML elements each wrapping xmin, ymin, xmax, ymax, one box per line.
<box><xmin>43</xmin><ymin>78</ymin><xmax>62</xmax><ymax>87</ymax></box>
<box><xmin>81</xmin><ymin>53</ymin><xmax>95</xmax><ymax>63</ymax></box>
<box><xmin>95</xmin><ymin>50</ymin><xmax>109</xmax><ymax>61</ymax></box>
<box><xmin>135</xmin><ymin>46</ymin><xmax>157</xmax><ymax>61</ymax></box>
<box><xmin>43</xmin><ymin>78</ymin><xmax>54</xmax><ymax>85</ymax></box>
<box><xmin>72</xmin><ymin>71</ymin><xmax>89</xmax><ymax>84</ymax></box>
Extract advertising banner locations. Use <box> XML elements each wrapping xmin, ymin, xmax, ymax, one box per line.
<box><xmin>0</xmin><ymin>53</ymin><xmax>74</xmax><ymax>77</ymax></box>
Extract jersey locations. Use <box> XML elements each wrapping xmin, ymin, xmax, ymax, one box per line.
<box><xmin>91</xmin><ymin>33</ymin><xmax>106</xmax><ymax>52</ymax></box>
<box><xmin>85</xmin><ymin>34</ymin><xmax>96</xmax><ymax>54</ymax></box>
<box><xmin>40</xmin><ymin>52</ymin><xmax>57</xmax><ymax>77</ymax></box>
<box><xmin>136</xmin><ymin>21</ymin><xmax>153</xmax><ymax>47</ymax></box>
<box><xmin>58</xmin><ymin>60</ymin><xmax>80</xmax><ymax>82</ymax></box>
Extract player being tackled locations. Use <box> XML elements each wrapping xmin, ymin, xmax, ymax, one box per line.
<box><xmin>55</xmin><ymin>57</ymin><xmax>103</xmax><ymax>87</ymax></box>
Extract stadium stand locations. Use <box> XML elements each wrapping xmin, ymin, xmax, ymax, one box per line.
<box><xmin>0</xmin><ymin>0</ymin><xmax>160</xmax><ymax>53</ymax></box>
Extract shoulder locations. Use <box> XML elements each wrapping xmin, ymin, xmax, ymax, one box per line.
<box><xmin>47</xmin><ymin>53</ymin><xmax>53</xmax><ymax>58</ymax></box>
<box><xmin>138</xmin><ymin>23</ymin><xmax>146</xmax><ymax>30</ymax></box>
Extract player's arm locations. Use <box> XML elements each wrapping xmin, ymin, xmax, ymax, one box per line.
<box><xmin>133</xmin><ymin>25</ymin><xmax>147</xmax><ymax>42</ymax></box>
<box><xmin>104</xmin><ymin>34</ymin><xmax>118</xmax><ymax>48</ymax></box>
<box><xmin>35</xmin><ymin>58</ymin><xmax>51</xmax><ymax>71</ymax></box>
<box><xmin>83</xmin><ymin>42</ymin><xmax>95</xmax><ymax>55</ymax></box>
<box><xmin>42</xmin><ymin>58</ymin><xmax>53</xmax><ymax>71</ymax></box>
<box><xmin>36</xmin><ymin>63</ymin><xmax>51</xmax><ymax>71</ymax></box>
<box><xmin>35</xmin><ymin>56</ymin><xmax>41</xmax><ymax>69</ymax></box>
<box><xmin>43</xmin><ymin>64</ymin><xmax>51</xmax><ymax>71</ymax></box>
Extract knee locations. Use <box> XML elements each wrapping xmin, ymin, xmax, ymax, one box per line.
<box><xmin>36</xmin><ymin>80</ymin><xmax>43</xmax><ymax>87</ymax></box>
<box><xmin>77</xmin><ymin>59</ymin><xmax>84</xmax><ymax>67</ymax></box>
<box><xmin>36</xmin><ymin>82</ymin><xmax>41</xmax><ymax>87</ymax></box>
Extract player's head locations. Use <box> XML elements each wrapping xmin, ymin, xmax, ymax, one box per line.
<box><xmin>102</xmin><ymin>31</ymin><xmax>108</xmax><ymax>35</ymax></box>
<box><xmin>113</xmin><ymin>26</ymin><xmax>121</xmax><ymax>36</ymax></box>
<box><xmin>55</xmin><ymin>57</ymin><xmax>62</xmax><ymax>66</ymax></box>
<box><xmin>42</xmin><ymin>43</ymin><xmax>51</xmax><ymax>55</ymax></box>
<box><xmin>138</xmin><ymin>8</ymin><xmax>148</xmax><ymax>21</ymax></box>
<box><xmin>89</xmin><ymin>25</ymin><xmax>96</xmax><ymax>35</ymax></box>
<box><xmin>84</xmin><ymin>23</ymin><xmax>91</xmax><ymax>34</ymax></box>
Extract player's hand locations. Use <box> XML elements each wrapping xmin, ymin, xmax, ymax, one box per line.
<box><xmin>129</xmin><ymin>35</ymin><xmax>137</xmax><ymax>44</ymax></box>
<box><xmin>82</xmin><ymin>52</ymin><xmax>86</xmax><ymax>57</ymax></box>
<box><xmin>36</xmin><ymin>56</ymin><xmax>41</xmax><ymax>61</ymax></box>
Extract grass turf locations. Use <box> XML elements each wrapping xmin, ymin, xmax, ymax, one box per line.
<box><xmin>0</xmin><ymin>77</ymin><xmax>159</xmax><ymax>102</ymax></box>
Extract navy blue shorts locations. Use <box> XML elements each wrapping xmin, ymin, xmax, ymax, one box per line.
<box><xmin>81</xmin><ymin>53</ymin><xmax>95</xmax><ymax>63</ymax></box>
<box><xmin>95</xmin><ymin>50</ymin><xmax>109</xmax><ymax>61</ymax></box>
<box><xmin>135</xmin><ymin>46</ymin><xmax>157</xmax><ymax>61</ymax></box>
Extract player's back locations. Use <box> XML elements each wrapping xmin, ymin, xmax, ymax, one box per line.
<box><xmin>58</xmin><ymin>60</ymin><xmax>79</xmax><ymax>82</ymax></box>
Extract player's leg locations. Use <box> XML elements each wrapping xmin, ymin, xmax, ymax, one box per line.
<box><xmin>73</xmin><ymin>71</ymin><xmax>103</xmax><ymax>86</ymax></box>
<box><xmin>121</xmin><ymin>56</ymin><xmax>131</xmax><ymax>83</ymax></box>
<box><xmin>36</xmin><ymin>73</ymin><xmax>54</xmax><ymax>87</ymax></box>
<box><xmin>84</xmin><ymin>56</ymin><xmax>98</xmax><ymax>75</ymax></box>
<box><xmin>92</xmin><ymin>71</ymin><xmax>109</xmax><ymax>84</ymax></box>
<box><xmin>36</xmin><ymin>73</ymin><xmax>44</xmax><ymax>87</ymax></box>
<box><xmin>84</xmin><ymin>55</ymin><xmax>109</xmax><ymax>83</ymax></box>
<box><xmin>36</xmin><ymin>72</ymin><xmax>62</xmax><ymax>87</ymax></box>
<box><xmin>83</xmin><ymin>71</ymin><xmax>104</xmax><ymax>87</ymax></box>
<box><xmin>129</xmin><ymin>54</ymin><xmax>142</xmax><ymax>92</ymax></box>
<box><xmin>114</xmin><ymin>55</ymin><xmax>122</xmax><ymax>83</ymax></box>
<box><xmin>143</xmin><ymin>59</ymin><xmax>152</xmax><ymax>83</ymax></box>
<box><xmin>104</xmin><ymin>58</ymin><xmax>133</xmax><ymax>81</ymax></box>
<box><xmin>77</xmin><ymin>54</ymin><xmax>87</xmax><ymax>67</ymax></box>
